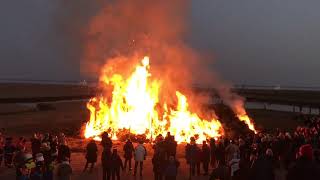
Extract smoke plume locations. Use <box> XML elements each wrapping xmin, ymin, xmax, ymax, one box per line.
<box><xmin>81</xmin><ymin>0</ymin><xmax>252</xmax><ymax>124</ymax></box>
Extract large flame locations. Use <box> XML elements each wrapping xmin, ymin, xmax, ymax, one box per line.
<box><xmin>84</xmin><ymin>56</ymin><xmax>225</xmax><ymax>143</ymax></box>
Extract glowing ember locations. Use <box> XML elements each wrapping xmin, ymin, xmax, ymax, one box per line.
<box><xmin>84</xmin><ymin>56</ymin><xmax>225</xmax><ymax>143</ymax></box>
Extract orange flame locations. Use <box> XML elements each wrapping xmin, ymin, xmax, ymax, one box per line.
<box><xmin>84</xmin><ymin>56</ymin><xmax>224</xmax><ymax>143</ymax></box>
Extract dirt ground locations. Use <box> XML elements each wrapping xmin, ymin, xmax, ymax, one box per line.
<box><xmin>0</xmin><ymin>101</ymin><xmax>304</xmax><ymax>179</ymax></box>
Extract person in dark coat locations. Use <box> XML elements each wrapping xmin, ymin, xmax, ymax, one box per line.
<box><xmin>123</xmin><ymin>139</ymin><xmax>134</xmax><ymax>171</ymax></box>
<box><xmin>165</xmin><ymin>136</ymin><xmax>177</xmax><ymax>160</ymax></box>
<box><xmin>14</xmin><ymin>146</ymin><xmax>26</xmax><ymax>180</ymax></box>
<box><xmin>83</xmin><ymin>140</ymin><xmax>98</xmax><ymax>172</ymax></box>
<box><xmin>201</xmin><ymin>141</ymin><xmax>210</xmax><ymax>175</ymax></box>
<box><xmin>56</xmin><ymin>157</ymin><xmax>72</xmax><ymax>180</ymax></box>
<box><xmin>287</xmin><ymin>144</ymin><xmax>320</xmax><ymax>180</ymax></box>
<box><xmin>215</xmin><ymin>141</ymin><xmax>225</xmax><ymax>168</ymax></box>
<box><xmin>110</xmin><ymin>149</ymin><xmax>124</xmax><ymax>180</ymax></box>
<box><xmin>164</xmin><ymin>156</ymin><xmax>180</xmax><ymax>180</ymax></box>
<box><xmin>101</xmin><ymin>132</ymin><xmax>113</xmax><ymax>151</ymax></box>
<box><xmin>185</xmin><ymin>137</ymin><xmax>201</xmax><ymax>177</ymax></box>
<box><xmin>152</xmin><ymin>150</ymin><xmax>166</xmax><ymax>180</ymax></box>
<box><xmin>41</xmin><ymin>142</ymin><xmax>54</xmax><ymax>180</ymax></box>
<box><xmin>232</xmin><ymin>159</ymin><xmax>250</xmax><ymax>180</ymax></box>
<box><xmin>57</xmin><ymin>141</ymin><xmax>71</xmax><ymax>163</ymax></box>
<box><xmin>209</xmin><ymin>160</ymin><xmax>231</xmax><ymax>180</ymax></box>
<box><xmin>31</xmin><ymin>134</ymin><xmax>41</xmax><ymax>159</ymax></box>
<box><xmin>249</xmin><ymin>148</ymin><xmax>275</xmax><ymax>180</ymax></box>
<box><xmin>4</xmin><ymin>137</ymin><xmax>16</xmax><ymax>167</ymax></box>
<box><xmin>209</xmin><ymin>138</ymin><xmax>216</xmax><ymax>168</ymax></box>
<box><xmin>102</xmin><ymin>149</ymin><xmax>112</xmax><ymax>180</ymax></box>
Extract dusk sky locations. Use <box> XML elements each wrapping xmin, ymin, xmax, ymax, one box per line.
<box><xmin>0</xmin><ymin>0</ymin><xmax>319</xmax><ymax>86</ymax></box>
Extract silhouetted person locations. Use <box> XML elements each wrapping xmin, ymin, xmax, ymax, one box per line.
<box><xmin>4</xmin><ymin>137</ymin><xmax>15</xmax><ymax>167</ymax></box>
<box><xmin>185</xmin><ymin>137</ymin><xmax>201</xmax><ymax>177</ymax></box>
<box><xmin>164</xmin><ymin>156</ymin><xmax>180</xmax><ymax>180</ymax></box>
<box><xmin>152</xmin><ymin>149</ymin><xmax>166</xmax><ymax>180</ymax></box>
<box><xmin>209</xmin><ymin>138</ymin><xmax>217</xmax><ymax>168</ymax></box>
<box><xmin>31</xmin><ymin>134</ymin><xmax>41</xmax><ymax>158</ymax></box>
<box><xmin>57</xmin><ymin>141</ymin><xmax>70</xmax><ymax>163</ymax></box>
<box><xmin>249</xmin><ymin>148</ymin><xmax>275</xmax><ymax>180</ymax></box>
<box><xmin>201</xmin><ymin>141</ymin><xmax>210</xmax><ymax>175</ymax></box>
<box><xmin>83</xmin><ymin>140</ymin><xmax>98</xmax><ymax>172</ymax></box>
<box><xmin>102</xmin><ymin>149</ymin><xmax>112</xmax><ymax>180</ymax></box>
<box><xmin>56</xmin><ymin>157</ymin><xmax>72</xmax><ymax>180</ymax></box>
<box><xmin>232</xmin><ymin>159</ymin><xmax>250</xmax><ymax>180</ymax></box>
<box><xmin>164</xmin><ymin>133</ymin><xmax>177</xmax><ymax>160</ymax></box>
<box><xmin>123</xmin><ymin>139</ymin><xmax>134</xmax><ymax>171</ymax></box>
<box><xmin>101</xmin><ymin>132</ymin><xmax>113</xmax><ymax>151</ymax></box>
<box><xmin>110</xmin><ymin>149</ymin><xmax>124</xmax><ymax>180</ymax></box>
<box><xmin>209</xmin><ymin>160</ymin><xmax>231</xmax><ymax>180</ymax></box>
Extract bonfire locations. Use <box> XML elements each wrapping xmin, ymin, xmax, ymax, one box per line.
<box><xmin>84</xmin><ymin>56</ymin><xmax>256</xmax><ymax>143</ymax></box>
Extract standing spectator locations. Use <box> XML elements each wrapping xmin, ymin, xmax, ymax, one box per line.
<box><xmin>57</xmin><ymin>140</ymin><xmax>71</xmax><ymax>163</ymax></box>
<box><xmin>209</xmin><ymin>138</ymin><xmax>216</xmax><ymax>168</ymax></box>
<box><xmin>229</xmin><ymin>153</ymin><xmax>240</xmax><ymax>177</ymax></box>
<box><xmin>201</xmin><ymin>140</ymin><xmax>210</xmax><ymax>175</ymax></box>
<box><xmin>16</xmin><ymin>137</ymin><xmax>27</xmax><ymax>152</ymax></box>
<box><xmin>14</xmin><ymin>146</ymin><xmax>26</xmax><ymax>180</ymax></box>
<box><xmin>41</xmin><ymin>142</ymin><xmax>54</xmax><ymax>180</ymax></box>
<box><xmin>101</xmin><ymin>132</ymin><xmax>113</xmax><ymax>151</ymax></box>
<box><xmin>83</xmin><ymin>140</ymin><xmax>98</xmax><ymax>172</ymax></box>
<box><xmin>216</xmin><ymin>140</ymin><xmax>226</xmax><ymax>168</ymax></box>
<box><xmin>209</xmin><ymin>160</ymin><xmax>231</xmax><ymax>180</ymax></box>
<box><xmin>165</xmin><ymin>136</ymin><xmax>177</xmax><ymax>160</ymax></box>
<box><xmin>287</xmin><ymin>144</ymin><xmax>320</xmax><ymax>180</ymax></box>
<box><xmin>152</xmin><ymin>149</ymin><xmax>166</xmax><ymax>180</ymax></box>
<box><xmin>4</xmin><ymin>137</ymin><xmax>16</xmax><ymax>167</ymax></box>
<box><xmin>50</xmin><ymin>136</ymin><xmax>58</xmax><ymax>159</ymax></box>
<box><xmin>249</xmin><ymin>148</ymin><xmax>275</xmax><ymax>180</ymax></box>
<box><xmin>110</xmin><ymin>149</ymin><xmax>124</xmax><ymax>180</ymax></box>
<box><xmin>164</xmin><ymin>156</ymin><xmax>180</xmax><ymax>180</ymax></box>
<box><xmin>225</xmin><ymin>140</ymin><xmax>239</xmax><ymax>163</ymax></box>
<box><xmin>31</xmin><ymin>134</ymin><xmax>41</xmax><ymax>158</ymax></box>
<box><xmin>134</xmin><ymin>140</ymin><xmax>147</xmax><ymax>176</ymax></box>
<box><xmin>102</xmin><ymin>149</ymin><xmax>112</xmax><ymax>180</ymax></box>
<box><xmin>31</xmin><ymin>153</ymin><xmax>45</xmax><ymax>180</ymax></box>
<box><xmin>123</xmin><ymin>139</ymin><xmax>134</xmax><ymax>171</ymax></box>
<box><xmin>233</xmin><ymin>159</ymin><xmax>250</xmax><ymax>180</ymax></box>
<box><xmin>24</xmin><ymin>153</ymin><xmax>36</xmax><ymax>180</ymax></box>
<box><xmin>185</xmin><ymin>137</ymin><xmax>201</xmax><ymax>177</ymax></box>
<box><xmin>56</xmin><ymin>158</ymin><xmax>72</xmax><ymax>180</ymax></box>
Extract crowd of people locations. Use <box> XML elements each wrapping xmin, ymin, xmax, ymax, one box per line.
<box><xmin>0</xmin><ymin>116</ymin><xmax>320</xmax><ymax>180</ymax></box>
<box><xmin>0</xmin><ymin>131</ymin><xmax>72</xmax><ymax>180</ymax></box>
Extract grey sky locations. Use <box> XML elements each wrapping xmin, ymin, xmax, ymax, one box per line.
<box><xmin>0</xmin><ymin>0</ymin><xmax>319</xmax><ymax>86</ymax></box>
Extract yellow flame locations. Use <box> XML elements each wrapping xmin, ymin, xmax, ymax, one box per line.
<box><xmin>84</xmin><ymin>56</ymin><xmax>225</xmax><ymax>142</ymax></box>
<box><xmin>237</xmin><ymin>114</ymin><xmax>258</xmax><ymax>134</ymax></box>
